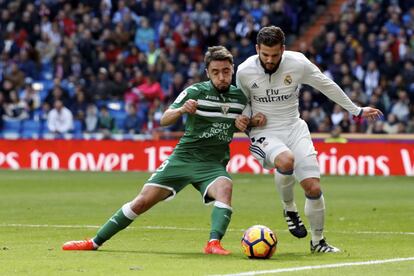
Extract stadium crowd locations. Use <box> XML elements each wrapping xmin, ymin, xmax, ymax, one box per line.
<box><xmin>0</xmin><ymin>0</ymin><xmax>413</xmax><ymax>139</ymax></box>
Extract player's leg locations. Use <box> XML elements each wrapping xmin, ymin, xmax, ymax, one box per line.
<box><xmin>194</xmin><ymin>164</ymin><xmax>233</xmax><ymax>255</ymax></box>
<box><xmin>292</xmin><ymin>120</ymin><xmax>339</xmax><ymax>252</ymax></box>
<box><xmin>206</xmin><ymin>176</ymin><xmax>233</xmax><ymax>242</ymax></box>
<box><xmin>62</xmin><ymin>185</ymin><xmax>172</xmax><ymax>250</ymax></box>
<box><xmin>274</xmin><ymin>150</ymin><xmax>295</xmax><ymax>211</ymax></box>
<box><xmin>250</xmin><ymin>133</ymin><xmax>306</xmax><ymax>238</ymax></box>
<box><xmin>63</xmin><ymin>159</ymin><xmax>185</xmax><ymax>251</ymax></box>
<box><xmin>273</xmin><ymin>150</ymin><xmax>307</xmax><ymax>238</ymax></box>
<box><xmin>300</xmin><ymin>177</ymin><xmax>339</xmax><ymax>253</ymax></box>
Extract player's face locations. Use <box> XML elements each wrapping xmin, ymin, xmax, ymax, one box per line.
<box><xmin>256</xmin><ymin>44</ymin><xmax>285</xmax><ymax>71</ymax></box>
<box><xmin>206</xmin><ymin>60</ymin><xmax>234</xmax><ymax>93</ymax></box>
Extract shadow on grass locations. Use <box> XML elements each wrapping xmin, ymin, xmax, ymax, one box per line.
<box><xmin>97</xmin><ymin>249</ymin><xmax>309</xmax><ymax>260</ymax></box>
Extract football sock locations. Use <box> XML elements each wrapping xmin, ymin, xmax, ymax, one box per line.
<box><xmin>304</xmin><ymin>193</ymin><xmax>325</xmax><ymax>244</ymax></box>
<box><xmin>93</xmin><ymin>202</ymin><xmax>138</xmax><ymax>246</ymax></box>
<box><xmin>210</xmin><ymin>201</ymin><xmax>233</xmax><ymax>240</ymax></box>
<box><xmin>274</xmin><ymin>169</ymin><xmax>297</xmax><ymax>212</ymax></box>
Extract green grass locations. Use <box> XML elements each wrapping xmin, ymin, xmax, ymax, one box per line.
<box><xmin>0</xmin><ymin>170</ymin><xmax>413</xmax><ymax>275</ymax></box>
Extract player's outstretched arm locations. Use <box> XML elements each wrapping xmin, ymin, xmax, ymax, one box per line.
<box><xmin>358</xmin><ymin>107</ymin><xmax>384</xmax><ymax>122</ymax></box>
<box><xmin>160</xmin><ymin>99</ymin><xmax>198</xmax><ymax>126</ymax></box>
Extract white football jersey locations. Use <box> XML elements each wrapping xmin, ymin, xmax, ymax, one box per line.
<box><xmin>236</xmin><ymin>51</ymin><xmax>362</xmax><ymax>132</ymax></box>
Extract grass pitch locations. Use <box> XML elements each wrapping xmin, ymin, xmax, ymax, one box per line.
<box><xmin>0</xmin><ymin>170</ymin><xmax>413</xmax><ymax>275</ymax></box>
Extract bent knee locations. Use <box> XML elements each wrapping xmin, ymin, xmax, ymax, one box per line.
<box><xmin>301</xmin><ymin>178</ymin><xmax>321</xmax><ymax>198</ymax></box>
<box><xmin>275</xmin><ymin>151</ymin><xmax>295</xmax><ymax>172</ymax></box>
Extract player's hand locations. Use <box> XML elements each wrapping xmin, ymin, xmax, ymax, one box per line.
<box><xmin>356</xmin><ymin>107</ymin><xmax>383</xmax><ymax>122</ymax></box>
<box><xmin>235</xmin><ymin>115</ymin><xmax>250</xmax><ymax>132</ymax></box>
<box><xmin>180</xmin><ymin>99</ymin><xmax>198</xmax><ymax>114</ymax></box>
<box><xmin>251</xmin><ymin>112</ymin><xmax>267</xmax><ymax>127</ymax></box>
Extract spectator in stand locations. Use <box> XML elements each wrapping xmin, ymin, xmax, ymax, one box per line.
<box><xmin>160</xmin><ymin>62</ymin><xmax>175</xmax><ymax>94</ymax></box>
<box><xmin>3</xmin><ymin>90</ymin><xmax>29</xmax><ymax>121</ymax></box>
<box><xmin>379</xmin><ymin>51</ymin><xmax>399</xmax><ymax>81</ymax></box>
<box><xmin>0</xmin><ymin>80</ymin><xmax>14</xmax><ymax>103</ymax></box>
<box><xmin>97</xmin><ymin>106</ymin><xmax>115</xmax><ymax>139</ymax></box>
<box><xmin>19</xmin><ymin>49</ymin><xmax>39</xmax><ymax>80</ymax></box>
<box><xmin>143</xmin><ymin>98</ymin><xmax>164</xmax><ymax>134</ymax></box>
<box><xmin>363</xmin><ymin>60</ymin><xmax>380</xmax><ymax>97</ymax></box>
<box><xmin>45</xmin><ymin>84</ymin><xmax>70</xmax><ymax>107</ymax></box>
<box><xmin>299</xmin><ymin>90</ymin><xmax>315</xmax><ymax>112</ymax></box>
<box><xmin>137</xmin><ymin>74</ymin><xmax>164</xmax><ymax>102</ymax></box>
<box><xmin>77</xmin><ymin>29</ymin><xmax>95</xmax><ymax>67</ymax></box>
<box><xmin>88</xmin><ymin>67</ymin><xmax>114</xmax><ymax>101</ymax></box>
<box><xmin>190</xmin><ymin>2</ymin><xmax>212</xmax><ymax>28</ymax></box>
<box><xmin>390</xmin><ymin>90</ymin><xmax>410</xmax><ymax>122</ymax></box>
<box><xmin>235</xmin><ymin>12</ymin><xmax>260</xmax><ymax>39</ymax></box>
<box><xmin>146</xmin><ymin>41</ymin><xmax>161</xmax><ymax>66</ymax></box>
<box><xmin>168</xmin><ymin>72</ymin><xmax>185</xmax><ymax>103</ymax></box>
<box><xmin>71</xmin><ymin>89</ymin><xmax>88</xmax><ymax>122</ymax></box>
<box><xmin>383</xmin><ymin>113</ymin><xmax>400</xmax><ymax>134</ymax></box>
<box><xmin>110</xmin><ymin>71</ymin><xmax>129</xmax><ymax>100</ymax></box>
<box><xmin>269</xmin><ymin>1</ymin><xmax>292</xmax><ymax>34</ymax></box>
<box><xmin>21</xmin><ymin>81</ymin><xmax>41</xmax><ymax>118</ymax></box>
<box><xmin>331</xmin><ymin>104</ymin><xmax>345</xmax><ymax>126</ymax></box>
<box><xmin>37</xmin><ymin>102</ymin><xmax>51</xmax><ymax>123</ymax></box>
<box><xmin>84</xmin><ymin>104</ymin><xmax>99</xmax><ymax>133</ymax></box>
<box><xmin>124</xmin><ymin>104</ymin><xmax>143</xmax><ymax>135</ymax></box>
<box><xmin>338</xmin><ymin>111</ymin><xmax>352</xmax><ymax>133</ymax></box>
<box><xmin>4</xmin><ymin>63</ymin><xmax>25</xmax><ymax>90</ymax></box>
<box><xmin>53</xmin><ymin>55</ymin><xmax>70</xmax><ymax>80</ymax></box>
<box><xmin>47</xmin><ymin>99</ymin><xmax>74</xmax><ymax>135</ymax></box>
<box><xmin>36</xmin><ymin>32</ymin><xmax>57</xmax><ymax>65</ymax></box>
<box><xmin>134</xmin><ymin>16</ymin><xmax>155</xmax><ymax>53</ymax></box>
<box><xmin>301</xmin><ymin>110</ymin><xmax>318</xmax><ymax>133</ymax></box>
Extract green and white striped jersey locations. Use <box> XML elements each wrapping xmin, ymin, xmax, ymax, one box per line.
<box><xmin>170</xmin><ymin>81</ymin><xmax>247</xmax><ymax>163</ymax></box>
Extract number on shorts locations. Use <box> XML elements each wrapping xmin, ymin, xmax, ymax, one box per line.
<box><xmin>251</xmin><ymin>136</ymin><xmax>266</xmax><ymax>144</ymax></box>
<box><xmin>147</xmin><ymin>160</ymin><xmax>170</xmax><ymax>182</ymax></box>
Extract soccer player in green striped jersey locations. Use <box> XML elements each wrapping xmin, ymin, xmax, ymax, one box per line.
<box><xmin>62</xmin><ymin>46</ymin><xmax>248</xmax><ymax>255</ymax></box>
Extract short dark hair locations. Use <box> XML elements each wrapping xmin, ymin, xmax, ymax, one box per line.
<box><xmin>204</xmin><ymin>46</ymin><xmax>233</xmax><ymax>68</ymax></box>
<box><xmin>257</xmin><ymin>26</ymin><xmax>285</xmax><ymax>46</ymax></box>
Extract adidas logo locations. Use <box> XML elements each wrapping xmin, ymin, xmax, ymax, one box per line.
<box><xmin>251</xmin><ymin>82</ymin><xmax>259</xmax><ymax>89</ymax></box>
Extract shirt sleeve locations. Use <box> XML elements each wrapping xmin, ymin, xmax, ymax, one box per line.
<box><xmin>236</xmin><ymin>69</ymin><xmax>251</xmax><ymax>101</ymax></box>
<box><xmin>169</xmin><ymin>85</ymin><xmax>199</xmax><ymax>109</ymax></box>
<box><xmin>236</xmin><ymin>69</ymin><xmax>253</xmax><ymax>118</ymax></box>
<box><xmin>301</xmin><ymin>55</ymin><xmax>362</xmax><ymax>116</ymax></box>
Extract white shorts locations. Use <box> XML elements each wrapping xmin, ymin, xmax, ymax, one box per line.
<box><xmin>249</xmin><ymin>119</ymin><xmax>320</xmax><ymax>181</ymax></box>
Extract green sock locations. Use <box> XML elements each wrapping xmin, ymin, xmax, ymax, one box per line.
<box><xmin>93</xmin><ymin>208</ymin><xmax>134</xmax><ymax>246</ymax></box>
<box><xmin>209</xmin><ymin>204</ymin><xmax>232</xmax><ymax>240</ymax></box>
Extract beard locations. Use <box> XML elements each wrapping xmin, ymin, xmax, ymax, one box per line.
<box><xmin>212</xmin><ymin>82</ymin><xmax>230</xmax><ymax>93</ymax></box>
<box><xmin>259</xmin><ymin>58</ymin><xmax>280</xmax><ymax>75</ymax></box>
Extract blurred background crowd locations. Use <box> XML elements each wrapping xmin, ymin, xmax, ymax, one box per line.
<box><xmin>0</xmin><ymin>0</ymin><xmax>413</xmax><ymax>139</ymax></box>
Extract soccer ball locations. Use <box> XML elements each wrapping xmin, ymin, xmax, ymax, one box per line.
<box><xmin>241</xmin><ymin>225</ymin><xmax>277</xmax><ymax>259</ymax></box>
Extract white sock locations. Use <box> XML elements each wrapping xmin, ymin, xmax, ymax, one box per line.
<box><xmin>274</xmin><ymin>170</ymin><xmax>297</xmax><ymax>212</ymax></box>
<box><xmin>304</xmin><ymin>194</ymin><xmax>325</xmax><ymax>244</ymax></box>
<box><xmin>92</xmin><ymin>240</ymin><xmax>99</xmax><ymax>249</ymax></box>
<box><xmin>122</xmin><ymin>202</ymin><xmax>139</xmax><ymax>220</ymax></box>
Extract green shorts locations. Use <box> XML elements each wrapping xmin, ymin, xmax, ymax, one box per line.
<box><xmin>145</xmin><ymin>158</ymin><xmax>231</xmax><ymax>204</ymax></box>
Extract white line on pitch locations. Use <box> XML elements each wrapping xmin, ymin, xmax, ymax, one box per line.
<box><xmin>209</xmin><ymin>257</ymin><xmax>414</xmax><ymax>276</ymax></box>
<box><xmin>0</xmin><ymin>224</ymin><xmax>413</xmax><ymax>236</ymax></box>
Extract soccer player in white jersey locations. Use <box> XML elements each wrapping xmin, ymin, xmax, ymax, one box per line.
<box><xmin>235</xmin><ymin>26</ymin><xmax>383</xmax><ymax>253</ymax></box>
